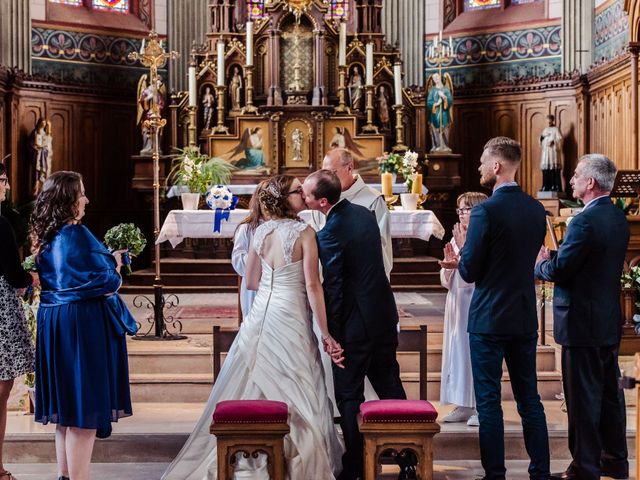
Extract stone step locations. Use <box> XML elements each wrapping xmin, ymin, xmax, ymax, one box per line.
<box><xmin>120</xmin><ymin>284</ymin><xmax>238</xmax><ymax>294</ymax></box>
<box><xmin>391</xmin><ymin>257</ymin><xmax>442</xmax><ymax>273</ymax></box>
<box><xmin>390</xmin><ymin>271</ymin><xmax>442</xmax><ymax>285</ymax></box>
<box><xmin>127</xmin><ymin>272</ymin><xmax>238</xmax><ymax>287</ymax></box>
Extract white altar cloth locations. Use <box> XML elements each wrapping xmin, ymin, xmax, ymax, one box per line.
<box><xmin>157</xmin><ymin>208</ymin><xmax>445</xmax><ymax>248</ymax></box>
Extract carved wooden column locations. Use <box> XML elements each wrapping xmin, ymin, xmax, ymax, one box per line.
<box><xmin>312</xmin><ymin>29</ymin><xmax>326</xmax><ymax>106</ymax></box>
<box><xmin>0</xmin><ymin>0</ymin><xmax>31</xmax><ymax>73</ymax></box>
<box><xmin>630</xmin><ymin>43</ymin><xmax>640</xmax><ymax>169</ymax></box>
<box><xmin>267</xmin><ymin>28</ymin><xmax>283</xmax><ymax>106</ymax></box>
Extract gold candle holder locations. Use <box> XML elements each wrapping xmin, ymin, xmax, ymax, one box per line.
<box><xmin>213</xmin><ymin>85</ymin><xmax>229</xmax><ymax>134</ymax></box>
<box><xmin>242</xmin><ymin>64</ymin><xmax>259</xmax><ymax>114</ymax></box>
<box><xmin>384</xmin><ymin>194</ymin><xmax>398</xmax><ymax>210</ymax></box>
<box><xmin>362</xmin><ymin>85</ymin><xmax>379</xmax><ymax>133</ymax></box>
<box><xmin>187</xmin><ymin>106</ymin><xmax>197</xmax><ymax>147</ymax></box>
<box><xmin>417</xmin><ymin>193</ymin><xmax>428</xmax><ymax>209</ymax></box>
<box><xmin>335</xmin><ymin>65</ymin><xmax>350</xmax><ymax>114</ymax></box>
<box><xmin>392</xmin><ymin>104</ymin><xmax>408</xmax><ymax>152</ymax></box>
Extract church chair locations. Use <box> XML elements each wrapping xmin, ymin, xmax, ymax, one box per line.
<box><xmin>210</xmin><ymin>399</ymin><xmax>289</xmax><ymax>480</ymax></box>
<box><xmin>359</xmin><ymin>399</ymin><xmax>440</xmax><ymax>480</ymax></box>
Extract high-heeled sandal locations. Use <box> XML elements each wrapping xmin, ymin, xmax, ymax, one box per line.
<box><xmin>0</xmin><ymin>470</ymin><xmax>16</xmax><ymax>480</ymax></box>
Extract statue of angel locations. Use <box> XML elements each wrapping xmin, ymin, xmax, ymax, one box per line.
<box><xmin>329</xmin><ymin>126</ymin><xmax>364</xmax><ymax>158</ymax></box>
<box><xmin>426</xmin><ymin>72</ymin><xmax>453</xmax><ymax>153</ymax></box>
<box><xmin>137</xmin><ymin>74</ymin><xmax>166</xmax><ymax>155</ymax></box>
<box><xmin>226</xmin><ymin>127</ymin><xmax>265</xmax><ymax>170</ymax></box>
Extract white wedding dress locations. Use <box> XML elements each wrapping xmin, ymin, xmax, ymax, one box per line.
<box><xmin>162</xmin><ymin>218</ymin><xmax>344</xmax><ymax>480</ymax></box>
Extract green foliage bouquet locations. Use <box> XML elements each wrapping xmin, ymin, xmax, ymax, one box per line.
<box><xmin>21</xmin><ymin>255</ymin><xmax>39</xmax><ymax>390</ymax></box>
<box><xmin>167</xmin><ymin>147</ymin><xmax>234</xmax><ymax>195</ymax></box>
<box><xmin>104</xmin><ymin>223</ymin><xmax>147</xmax><ymax>275</ymax></box>
<box><xmin>377</xmin><ymin>152</ymin><xmax>402</xmax><ymax>174</ymax></box>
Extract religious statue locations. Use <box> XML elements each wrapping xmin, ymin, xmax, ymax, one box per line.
<box><xmin>426</xmin><ymin>72</ymin><xmax>454</xmax><ymax>153</ymax></box>
<box><xmin>377</xmin><ymin>85</ymin><xmax>391</xmax><ymax>130</ymax></box>
<box><xmin>539</xmin><ymin>114</ymin><xmax>563</xmax><ymax>192</ymax></box>
<box><xmin>348</xmin><ymin>66</ymin><xmax>364</xmax><ymax>111</ymax></box>
<box><xmin>201</xmin><ymin>86</ymin><xmax>215</xmax><ymax>131</ymax></box>
<box><xmin>227</xmin><ymin>127</ymin><xmax>265</xmax><ymax>170</ymax></box>
<box><xmin>29</xmin><ymin>118</ymin><xmax>53</xmax><ymax>196</ymax></box>
<box><xmin>292</xmin><ymin>128</ymin><xmax>303</xmax><ymax>162</ymax></box>
<box><xmin>229</xmin><ymin>66</ymin><xmax>243</xmax><ymax>111</ymax></box>
<box><xmin>136</xmin><ymin>74</ymin><xmax>166</xmax><ymax>156</ymax></box>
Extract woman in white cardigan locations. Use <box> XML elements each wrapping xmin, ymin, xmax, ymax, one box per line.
<box><xmin>439</xmin><ymin>191</ymin><xmax>487</xmax><ymax>427</ymax></box>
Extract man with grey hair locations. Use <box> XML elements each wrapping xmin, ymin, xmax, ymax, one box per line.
<box><xmin>310</xmin><ymin>148</ymin><xmax>393</xmax><ymax>278</ymax></box>
<box><xmin>536</xmin><ymin>154</ymin><xmax>629</xmax><ymax>480</ymax></box>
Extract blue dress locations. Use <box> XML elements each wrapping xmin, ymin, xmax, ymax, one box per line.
<box><xmin>34</xmin><ymin>224</ymin><xmax>136</xmax><ymax>438</ymax></box>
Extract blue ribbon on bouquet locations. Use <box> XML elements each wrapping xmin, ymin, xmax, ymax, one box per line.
<box><xmin>213</xmin><ymin>196</ymin><xmax>239</xmax><ymax>233</ymax></box>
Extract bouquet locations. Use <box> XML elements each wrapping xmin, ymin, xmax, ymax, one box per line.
<box><xmin>21</xmin><ymin>255</ymin><xmax>39</xmax><ymax>390</ymax></box>
<box><xmin>206</xmin><ymin>185</ymin><xmax>234</xmax><ymax>210</ymax></box>
<box><xmin>167</xmin><ymin>147</ymin><xmax>234</xmax><ymax>195</ymax></box>
<box><xmin>104</xmin><ymin>223</ymin><xmax>147</xmax><ymax>275</ymax></box>
<box><xmin>377</xmin><ymin>152</ymin><xmax>402</xmax><ymax>174</ymax></box>
<box><xmin>401</xmin><ymin>150</ymin><xmax>419</xmax><ymax>191</ymax></box>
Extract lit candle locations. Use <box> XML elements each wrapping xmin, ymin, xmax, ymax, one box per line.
<box><xmin>188</xmin><ymin>66</ymin><xmax>197</xmax><ymax>107</ymax></box>
<box><xmin>366</xmin><ymin>42</ymin><xmax>374</xmax><ymax>86</ymax></box>
<box><xmin>246</xmin><ymin>21</ymin><xmax>254</xmax><ymax>66</ymax></box>
<box><xmin>381</xmin><ymin>172</ymin><xmax>393</xmax><ymax>197</ymax></box>
<box><xmin>216</xmin><ymin>40</ymin><xmax>225</xmax><ymax>87</ymax></box>
<box><xmin>339</xmin><ymin>22</ymin><xmax>347</xmax><ymax>66</ymax></box>
<box><xmin>393</xmin><ymin>63</ymin><xmax>402</xmax><ymax>105</ymax></box>
<box><xmin>439</xmin><ymin>30</ymin><xmax>443</xmax><ymax>44</ymax></box>
<box><xmin>449</xmin><ymin>36</ymin><xmax>453</xmax><ymax>50</ymax></box>
<box><xmin>433</xmin><ymin>36</ymin><xmax>438</xmax><ymax>47</ymax></box>
<box><xmin>411</xmin><ymin>174</ymin><xmax>423</xmax><ymax>194</ymax></box>
<box><xmin>140</xmin><ymin>38</ymin><xmax>146</xmax><ymax>54</ymax></box>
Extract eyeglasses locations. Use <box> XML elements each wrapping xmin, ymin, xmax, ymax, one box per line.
<box><xmin>286</xmin><ymin>187</ymin><xmax>303</xmax><ymax>196</ymax></box>
<box><xmin>456</xmin><ymin>207</ymin><xmax>472</xmax><ymax>215</ymax></box>
<box><xmin>0</xmin><ymin>177</ymin><xmax>8</xmax><ymax>186</ymax></box>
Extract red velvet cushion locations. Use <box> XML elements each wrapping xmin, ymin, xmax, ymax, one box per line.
<box><xmin>212</xmin><ymin>400</ymin><xmax>289</xmax><ymax>424</ymax></box>
<box><xmin>360</xmin><ymin>400</ymin><xmax>438</xmax><ymax>423</ymax></box>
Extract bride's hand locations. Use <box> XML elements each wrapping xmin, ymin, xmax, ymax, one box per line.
<box><xmin>322</xmin><ymin>334</ymin><xmax>345</xmax><ymax>369</ymax></box>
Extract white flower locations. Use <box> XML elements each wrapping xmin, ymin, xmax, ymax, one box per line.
<box><xmin>403</xmin><ymin>150</ymin><xmax>418</xmax><ymax>169</ymax></box>
<box><xmin>206</xmin><ymin>185</ymin><xmax>233</xmax><ymax>209</ymax></box>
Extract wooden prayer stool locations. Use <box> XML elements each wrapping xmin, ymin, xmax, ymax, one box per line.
<box><xmin>358</xmin><ymin>399</ymin><xmax>440</xmax><ymax>480</ymax></box>
<box><xmin>210</xmin><ymin>399</ymin><xmax>290</xmax><ymax>480</ymax></box>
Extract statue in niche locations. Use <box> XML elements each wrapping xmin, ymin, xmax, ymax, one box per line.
<box><xmin>539</xmin><ymin>114</ymin><xmax>563</xmax><ymax>192</ymax></box>
<box><xmin>201</xmin><ymin>86</ymin><xmax>215</xmax><ymax>130</ymax></box>
<box><xmin>291</xmin><ymin>128</ymin><xmax>303</xmax><ymax>162</ymax></box>
<box><xmin>136</xmin><ymin>74</ymin><xmax>166</xmax><ymax>155</ymax></box>
<box><xmin>426</xmin><ymin>72</ymin><xmax>453</xmax><ymax>153</ymax></box>
<box><xmin>377</xmin><ymin>85</ymin><xmax>391</xmax><ymax>130</ymax></box>
<box><xmin>348</xmin><ymin>66</ymin><xmax>364</xmax><ymax>111</ymax></box>
<box><xmin>29</xmin><ymin>118</ymin><xmax>53</xmax><ymax>196</ymax></box>
<box><xmin>229</xmin><ymin>66</ymin><xmax>243</xmax><ymax>111</ymax></box>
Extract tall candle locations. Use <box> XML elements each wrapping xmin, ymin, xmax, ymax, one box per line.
<box><xmin>339</xmin><ymin>22</ymin><xmax>347</xmax><ymax>66</ymax></box>
<box><xmin>366</xmin><ymin>42</ymin><xmax>374</xmax><ymax>86</ymax></box>
<box><xmin>449</xmin><ymin>36</ymin><xmax>453</xmax><ymax>50</ymax></box>
<box><xmin>188</xmin><ymin>66</ymin><xmax>197</xmax><ymax>107</ymax></box>
<box><xmin>439</xmin><ymin>30</ymin><xmax>443</xmax><ymax>44</ymax></box>
<box><xmin>393</xmin><ymin>63</ymin><xmax>402</xmax><ymax>105</ymax></box>
<box><xmin>411</xmin><ymin>174</ymin><xmax>423</xmax><ymax>194</ymax></box>
<box><xmin>216</xmin><ymin>40</ymin><xmax>225</xmax><ymax>86</ymax></box>
<box><xmin>381</xmin><ymin>172</ymin><xmax>393</xmax><ymax>197</ymax></box>
<box><xmin>140</xmin><ymin>38</ymin><xmax>146</xmax><ymax>54</ymax></box>
<box><xmin>246</xmin><ymin>21</ymin><xmax>254</xmax><ymax>66</ymax></box>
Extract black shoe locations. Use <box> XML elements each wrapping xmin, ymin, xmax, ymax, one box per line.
<box><xmin>58</xmin><ymin>477</ymin><xmax>70</xmax><ymax>480</ymax></box>
<box><xmin>550</xmin><ymin>471</ymin><xmax>576</xmax><ymax>480</ymax></box>
<box><xmin>600</xmin><ymin>468</ymin><xmax>629</xmax><ymax>479</ymax></box>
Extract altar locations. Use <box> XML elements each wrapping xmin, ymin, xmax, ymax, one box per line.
<box><xmin>157</xmin><ymin>208</ymin><xmax>445</xmax><ymax>248</ymax></box>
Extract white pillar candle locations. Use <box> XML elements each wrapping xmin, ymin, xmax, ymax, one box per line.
<box><xmin>246</xmin><ymin>21</ymin><xmax>254</xmax><ymax>66</ymax></box>
<box><xmin>217</xmin><ymin>40</ymin><xmax>225</xmax><ymax>86</ymax></box>
<box><xmin>439</xmin><ymin>30</ymin><xmax>443</xmax><ymax>44</ymax></box>
<box><xmin>339</xmin><ymin>22</ymin><xmax>347</xmax><ymax>66</ymax></box>
<box><xmin>433</xmin><ymin>36</ymin><xmax>438</xmax><ymax>47</ymax></box>
<box><xmin>188</xmin><ymin>66</ymin><xmax>197</xmax><ymax>107</ymax></box>
<box><xmin>140</xmin><ymin>38</ymin><xmax>146</xmax><ymax>54</ymax></box>
<box><xmin>366</xmin><ymin>42</ymin><xmax>374</xmax><ymax>86</ymax></box>
<box><xmin>393</xmin><ymin>63</ymin><xmax>402</xmax><ymax>105</ymax></box>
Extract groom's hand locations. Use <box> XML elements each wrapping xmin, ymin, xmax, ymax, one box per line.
<box><xmin>323</xmin><ymin>335</ymin><xmax>345</xmax><ymax>369</ymax></box>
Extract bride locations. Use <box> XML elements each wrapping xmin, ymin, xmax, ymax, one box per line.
<box><xmin>162</xmin><ymin>175</ymin><xmax>345</xmax><ymax>480</ymax></box>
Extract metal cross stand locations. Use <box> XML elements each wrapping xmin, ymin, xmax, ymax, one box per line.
<box><xmin>128</xmin><ymin>32</ymin><xmax>185</xmax><ymax>341</ymax></box>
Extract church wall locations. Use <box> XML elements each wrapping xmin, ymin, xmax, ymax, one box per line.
<box><xmin>594</xmin><ymin>0</ymin><xmax>630</xmax><ymax>63</ymax></box>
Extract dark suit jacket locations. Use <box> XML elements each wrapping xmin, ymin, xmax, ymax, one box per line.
<box><xmin>317</xmin><ymin>200</ymin><xmax>398</xmax><ymax>344</ymax></box>
<box><xmin>535</xmin><ymin>197</ymin><xmax>629</xmax><ymax>347</ymax></box>
<box><xmin>459</xmin><ymin>185</ymin><xmax>546</xmax><ymax>335</ymax></box>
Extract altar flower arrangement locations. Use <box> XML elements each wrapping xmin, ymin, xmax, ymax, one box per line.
<box><xmin>104</xmin><ymin>223</ymin><xmax>147</xmax><ymax>275</ymax></box>
<box><xmin>168</xmin><ymin>147</ymin><xmax>234</xmax><ymax>195</ymax></box>
<box><xmin>206</xmin><ymin>185</ymin><xmax>233</xmax><ymax>210</ymax></box>
<box><xmin>401</xmin><ymin>150</ymin><xmax>420</xmax><ymax>191</ymax></box>
<box><xmin>377</xmin><ymin>152</ymin><xmax>403</xmax><ymax>174</ymax></box>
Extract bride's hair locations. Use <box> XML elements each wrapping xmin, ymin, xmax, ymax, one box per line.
<box><xmin>258</xmin><ymin>175</ymin><xmax>300</xmax><ymax>221</ymax></box>
<box><xmin>238</xmin><ymin>180</ymin><xmax>268</xmax><ymax>233</ymax></box>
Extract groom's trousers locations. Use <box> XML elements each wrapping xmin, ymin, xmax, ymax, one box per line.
<box><xmin>333</xmin><ymin>332</ymin><xmax>406</xmax><ymax>480</ymax></box>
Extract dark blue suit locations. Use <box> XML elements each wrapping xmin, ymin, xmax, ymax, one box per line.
<box><xmin>459</xmin><ymin>184</ymin><xmax>550</xmax><ymax>480</ymax></box>
<box><xmin>535</xmin><ymin>196</ymin><xmax>629</xmax><ymax>480</ymax></box>
<box><xmin>317</xmin><ymin>200</ymin><xmax>406</xmax><ymax>480</ymax></box>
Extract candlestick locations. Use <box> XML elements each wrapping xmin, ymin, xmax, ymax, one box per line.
<box><xmin>366</xmin><ymin>42</ymin><xmax>374</xmax><ymax>86</ymax></box>
<box><xmin>339</xmin><ymin>22</ymin><xmax>347</xmax><ymax>66</ymax></box>
<box><xmin>335</xmin><ymin>65</ymin><xmax>349</xmax><ymax>113</ymax></box>
<box><xmin>362</xmin><ymin>85</ymin><xmax>379</xmax><ymax>133</ymax></box>
<box><xmin>246</xmin><ymin>22</ymin><xmax>254</xmax><ymax>66</ymax></box>
<box><xmin>242</xmin><ymin>64</ymin><xmax>259</xmax><ymax>114</ymax></box>
<box><xmin>216</xmin><ymin>40</ymin><xmax>225</xmax><ymax>87</ymax></box>
<box><xmin>188</xmin><ymin>66</ymin><xmax>197</xmax><ymax>107</ymax></box>
<box><xmin>213</xmin><ymin>85</ymin><xmax>229</xmax><ymax>134</ymax></box>
<box><xmin>393</xmin><ymin>104</ymin><xmax>408</xmax><ymax>152</ymax></box>
<box><xmin>393</xmin><ymin>62</ymin><xmax>403</xmax><ymax>106</ymax></box>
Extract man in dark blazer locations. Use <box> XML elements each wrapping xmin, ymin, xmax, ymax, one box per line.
<box><xmin>440</xmin><ymin>137</ymin><xmax>550</xmax><ymax>480</ymax></box>
<box><xmin>535</xmin><ymin>154</ymin><xmax>629</xmax><ymax>480</ymax></box>
<box><xmin>302</xmin><ymin>169</ymin><xmax>407</xmax><ymax>480</ymax></box>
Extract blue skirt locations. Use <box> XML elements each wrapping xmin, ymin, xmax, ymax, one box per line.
<box><xmin>35</xmin><ymin>297</ymin><xmax>132</xmax><ymax>438</ymax></box>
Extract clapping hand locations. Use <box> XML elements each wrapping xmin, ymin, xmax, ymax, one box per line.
<box><xmin>438</xmin><ymin>242</ymin><xmax>459</xmax><ymax>270</ymax></box>
<box><xmin>453</xmin><ymin>222</ymin><xmax>467</xmax><ymax>250</ymax></box>
<box><xmin>322</xmin><ymin>334</ymin><xmax>345</xmax><ymax>369</ymax></box>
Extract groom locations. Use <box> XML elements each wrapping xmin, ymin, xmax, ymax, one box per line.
<box><xmin>302</xmin><ymin>170</ymin><xmax>408</xmax><ymax>480</ymax></box>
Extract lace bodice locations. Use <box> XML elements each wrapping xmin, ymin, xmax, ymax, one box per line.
<box><xmin>253</xmin><ymin>219</ymin><xmax>308</xmax><ymax>265</ymax></box>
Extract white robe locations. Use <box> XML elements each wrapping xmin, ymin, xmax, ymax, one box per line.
<box><xmin>439</xmin><ymin>240</ymin><xmax>476</xmax><ymax>408</ymax></box>
<box><xmin>309</xmin><ymin>174</ymin><xmax>393</xmax><ymax>279</ymax></box>
<box><xmin>231</xmin><ymin>224</ymin><xmax>257</xmax><ymax>319</ymax></box>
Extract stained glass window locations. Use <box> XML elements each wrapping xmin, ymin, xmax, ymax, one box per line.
<box><xmin>329</xmin><ymin>0</ymin><xmax>348</xmax><ymax>18</ymax></box>
<box><xmin>247</xmin><ymin>0</ymin><xmax>266</xmax><ymax>19</ymax></box>
<box><xmin>465</xmin><ymin>0</ymin><xmax>501</xmax><ymax>11</ymax></box>
<box><xmin>92</xmin><ymin>0</ymin><xmax>129</xmax><ymax>13</ymax></box>
<box><xmin>48</xmin><ymin>0</ymin><xmax>82</xmax><ymax>5</ymax></box>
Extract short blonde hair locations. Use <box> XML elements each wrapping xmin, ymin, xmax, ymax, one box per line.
<box><xmin>457</xmin><ymin>191</ymin><xmax>488</xmax><ymax>208</ymax></box>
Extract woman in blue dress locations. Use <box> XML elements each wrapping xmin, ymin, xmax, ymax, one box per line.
<box><xmin>31</xmin><ymin>171</ymin><xmax>136</xmax><ymax>480</ymax></box>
